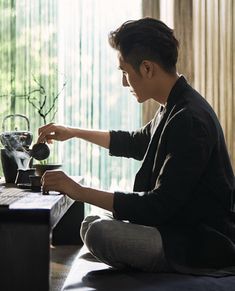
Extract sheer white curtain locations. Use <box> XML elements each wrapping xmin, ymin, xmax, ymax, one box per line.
<box><xmin>0</xmin><ymin>0</ymin><xmax>142</xmax><ymax>192</ymax></box>
<box><xmin>57</xmin><ymin>0</ymin><xmax>142</xmax><ymax>191</ymax></box>
<box><xmin>0</xmin><ymin>0</ymin><xmax>58</xmax><ymax>134</ymax></box>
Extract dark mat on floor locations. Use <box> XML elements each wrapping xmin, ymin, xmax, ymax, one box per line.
<box><xmin>63</xmin><ymin>246</ymin><xmax>235</xmax><ymax>291</ymax></box>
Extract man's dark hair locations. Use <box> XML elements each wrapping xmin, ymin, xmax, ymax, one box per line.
<box><xmin>109</xmin><ymin>17</ymin><xmax>179</xmax><ymax>74</ymax></box>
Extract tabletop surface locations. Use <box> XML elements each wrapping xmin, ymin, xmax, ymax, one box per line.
<box><xmin>0</xmin><ymin>176</ymin><xmax>83</xmax><ymax>227</ymax></box>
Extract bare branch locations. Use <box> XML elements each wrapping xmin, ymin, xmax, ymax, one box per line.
<box><xmin>50</xmin><ymin>108</ymin><xmax>58</xmax><ymax>122</ymax></box>
<box><xmin>1</xmin><ymin>74</ymin><xmax>67</xmax><ymax>125</ymax></box>
<box><xmin>40</xmin><ymin>94</ymin><xmax>47</xmax><ymax>110</ymax></box>
<box><xmin>44</xmin><ymin>81</ymin><xmax>66</xmax><ymax>117</ymax></box>
<box><xmin>32</xmin><ymin>75</ymin><xmax>46</xmax><ymax>94</ymax></box>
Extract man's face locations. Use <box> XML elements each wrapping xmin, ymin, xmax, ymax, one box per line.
<box><xmin>118</xmin><ymin>55</ymin><xmax>148</xmax><ymax>103</ymax></box>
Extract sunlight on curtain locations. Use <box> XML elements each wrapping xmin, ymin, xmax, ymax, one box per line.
<box><xmin>0</xmin><ymin>0</ymin><xmax>142</xmax><ymax>196</ymax></box>
<box><xmin>0</xmin><ymin>0</ymin><xmax>59</xmax><ymax>127</ymax></box>
<box><xmin>57</xmin><ymin>0</ymin><xmax>142</xmax><ymax>193</ymax></box>
<box><xmin>0</xmin><ymin>0</ymin><xmax>59</xmax><ymax>162</ymax></box>
<box><xmin>160</xmin><ymin>0</ymin><xmax>174</xmax><ymax>28</ymax></box>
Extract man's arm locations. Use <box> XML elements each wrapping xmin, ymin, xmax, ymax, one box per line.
<box><xmin>41</xmin><ymin>170</ymin><xmax>114</xmax><ymax>211</ymax></box>
<box><xmin>109</xmin><ymin>123</ymin><xmax>152</xmax><ymax>160</ymax></box>
<box><xmin>109</xmin><ymin>108</ymin><xmax>161</xmax><ymax>160</ymax></box>
<box><xmin>112</xmin><ymin>112</ymin><xmax>213</xmax><ymax>226</ymax></box>
<box><xmin>38</xmin><ymin>123</ymin><xmax>110</xmax><ymax>149</ymax></box>
<box><xmin>79</xmin><ymin>186</ymin><xmax>114</xmax><ymax>211</ymax></box>
<box><xmin>71</xmin><ymin>128</ymin><xmax>110</xmax><ymax>149</ymax></box>
<box><xmin>38</xmin><ymin>121</ymin><xmax>152</xmax><ymax>160</ymax></box>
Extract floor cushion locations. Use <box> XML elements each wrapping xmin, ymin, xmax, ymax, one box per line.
<box><xmin>62</xmin><ymin>245</ymin><xmax>235</xmax><ymax>291</ymax></box>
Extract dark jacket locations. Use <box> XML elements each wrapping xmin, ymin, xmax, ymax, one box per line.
<box><xmin>110</xmin><ymin>76</ymin><xmax>235</xmax><ymax>274</ymax></box>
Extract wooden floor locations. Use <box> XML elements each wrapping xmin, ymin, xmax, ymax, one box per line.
<box><xmin>50</xmin><ymin>245</ymin><xmax>81</xmax><ymax>291</ymax></box>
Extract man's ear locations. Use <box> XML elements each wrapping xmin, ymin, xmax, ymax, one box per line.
<box><xmin>140</xmin><ymin>60</ymin><xmax>154</xmax><ymax>78</ymax></box>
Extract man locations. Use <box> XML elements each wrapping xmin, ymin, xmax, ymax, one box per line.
<box><xmin>38</xmin><ymin>18</ymin><xmax>235</xmax><ymax>274</ymax></box>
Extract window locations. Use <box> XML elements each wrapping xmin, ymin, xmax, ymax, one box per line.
<box><xmin>0</xmin><ymin>0</ymin><xmax>142</xmax><ymax>194</ymax></box>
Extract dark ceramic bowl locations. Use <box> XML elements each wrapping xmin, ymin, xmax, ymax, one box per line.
<box><xmin>15</xmin><ymin>168</ymin><xmax>36</xmax><ymax>185</ymax></box>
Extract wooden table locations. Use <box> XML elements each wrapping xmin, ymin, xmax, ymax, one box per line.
<box><xmin>0</xmin><ymin>178</ymin><xmax>84</xmax><ymax>291</ymax></box>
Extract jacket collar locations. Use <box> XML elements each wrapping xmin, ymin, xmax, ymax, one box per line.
<box><xmin>166</xmin><ymin>75</ymin><xmax>189</xmax><ymax>110</ymax></box>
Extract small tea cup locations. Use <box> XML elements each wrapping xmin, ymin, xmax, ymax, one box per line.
<box><xmin>29</xmin><ymin>175</ymin><xmax>42</xmax><ymax>191</ymax></box>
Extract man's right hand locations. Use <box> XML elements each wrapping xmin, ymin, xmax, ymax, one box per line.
<box><xmin>37</xmin><ymin>123</ymin><xmax>110</xmax><ymax>149</ymax></box>
<box><xmin>37</xmin><ymin>123</ymin><xmax>74</xmax><ymax>144</ymax></box>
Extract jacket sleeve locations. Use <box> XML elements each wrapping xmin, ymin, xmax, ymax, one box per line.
<box><xmin>113</xmin><ymin>110</ymin><xmax>214</xmax><ymax>226</ymax></box>
<box><xmin>109</xmin><ymin>121</ymin><xmax>152</xmax><ymax>161</ymax></box>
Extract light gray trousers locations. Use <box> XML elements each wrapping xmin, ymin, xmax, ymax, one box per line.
<box><xmin>80</xmin><ymin>214</ymin><xmax>172</xmax><ymax>272</ymax></box>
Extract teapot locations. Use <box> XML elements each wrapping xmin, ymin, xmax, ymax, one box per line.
<box><xmin>0</xmin><ymin>114</ymin><xmax>50</xmax><ymax>183</ymax></box>
<box><xmin>0</xmin><ymin>114</ymin><xmax>50</xmax><ymax>160</ymax></box>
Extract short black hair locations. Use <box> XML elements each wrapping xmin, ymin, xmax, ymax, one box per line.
<box><xmin>109</xmin><ymin>17</ymin><xmax>179</xmax><ymax>74</ymax></box>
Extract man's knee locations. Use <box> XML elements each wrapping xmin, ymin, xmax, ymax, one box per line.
<box><xmin>80</xmin><ymin>215</ymin><xmax>100</xmax><ymax>242</ymax></box>
<box><xmin>83</xmin><ymin>219</ymin><xmax>111</xmax><ymax>254</ymax></box>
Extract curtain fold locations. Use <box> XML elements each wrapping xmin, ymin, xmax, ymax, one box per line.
<box><xmin>192</xmin><ymin>0</ymin><xmax>235</xmax><ymax>170</ymax></box>
<box><xmin>142</xmin><ymin>0</ymin><xmax>160</xmax><ymax>19</ymax></box>
<box><xmin>174</xmin><ymin>0</ymin><xmax>194</xmax><ymax>85</ymax></box>
<box><xmin>141</xmin><ymin>0</ymin><xmax>160</xmax><ymax>125</ymax></box>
